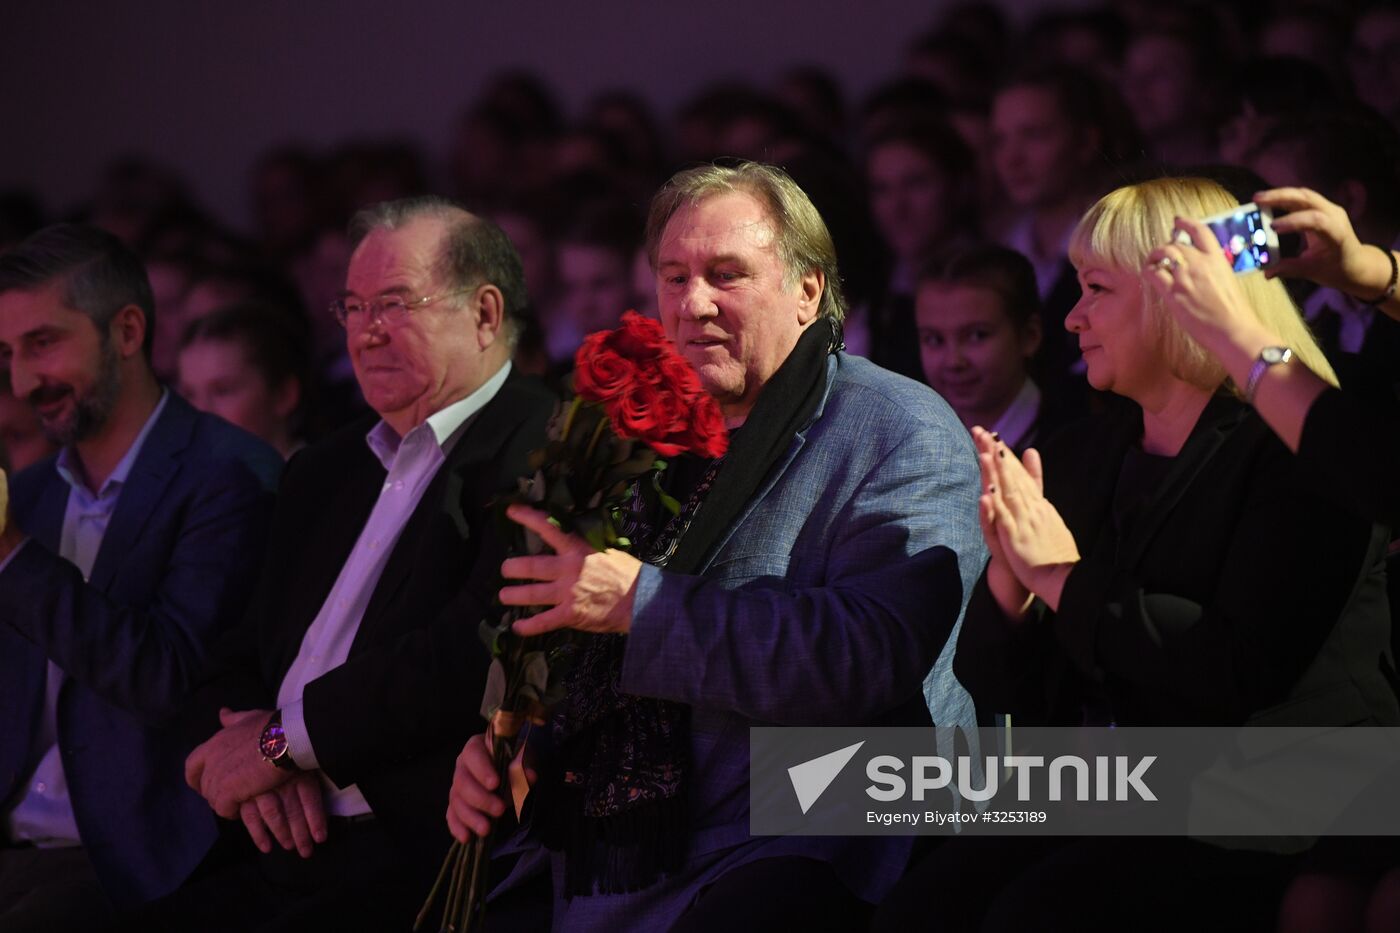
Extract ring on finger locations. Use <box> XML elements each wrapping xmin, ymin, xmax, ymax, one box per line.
<box><xmin>1156</xmin><ymin>256</ymin><xmax>1178</xmax><ymax>272</ymax></box>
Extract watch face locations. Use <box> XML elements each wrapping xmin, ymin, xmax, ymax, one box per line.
<box><xmin>1261</xmin><ymin>347</ymin><xmax>1287</xmax><ymax>364</ymax></box>
<box><xmin>259</xmin><ymin>721</ymin><xmax>287</xmax><ymax>760</ymax></box>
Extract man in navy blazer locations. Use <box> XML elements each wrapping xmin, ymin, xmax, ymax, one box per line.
<box><xmin>0</xmin><ymin>225</ymin><xmax>281</xmax><ymax>929</ymax></box>
<box><xmin>450</xmin><ymin>162</ymin><xmax>986</xmax><ymax>930</ymax></box>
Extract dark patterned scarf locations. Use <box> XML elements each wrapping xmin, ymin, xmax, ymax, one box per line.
<box><xmin>534</xmin><ymin>318</ymin><xmax>843</xmax><ymax>897</ymax></box>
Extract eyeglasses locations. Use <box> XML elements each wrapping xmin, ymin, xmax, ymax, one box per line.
<box><xmin>330</xmin><ymin>288</ymin><xmax>472</xmax><ymax>329</ymax></box>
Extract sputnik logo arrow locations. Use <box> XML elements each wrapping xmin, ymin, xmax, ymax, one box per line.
<box><xmin>788</xmin><ymin>741</ymin><xmax>865</xmax><ymax>814</ymax></box>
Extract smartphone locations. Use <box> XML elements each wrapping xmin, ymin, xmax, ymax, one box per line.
<box><xmin>1199</xmin><ymin>202</ymin><xmax>1279</xmax><ymax>274</ymax></box>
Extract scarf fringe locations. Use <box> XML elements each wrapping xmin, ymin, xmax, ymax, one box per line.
<box><xmin>534</xmin><ymin>782</ymin><xmax>689</xmax><ymax>897</ymax></box>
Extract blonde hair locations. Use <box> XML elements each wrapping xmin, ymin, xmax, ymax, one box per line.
<box><xmin>1069</xmin><ymin>176</ymin><xmax>1338</xmax><ymax>393</ymax></box>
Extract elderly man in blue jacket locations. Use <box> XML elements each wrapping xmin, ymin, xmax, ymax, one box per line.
<box><xmin>0</xmin><ymin>225</ymin><xmax>280</xmax><ymax>930</ymax></box>
<box><xmin>449</xmin><ymin>161</ymin><xmax>986</xmax><ymax>931</ymax></box>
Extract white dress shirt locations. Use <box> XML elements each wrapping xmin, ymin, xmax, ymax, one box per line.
<box><xmin>276</xmin><ymin>362</ymin><xmax>510</xmax><ymax>817</ymax></box>
<box><xmin>989</xmin><ymin>377</ymin><xmax>1042</xmax><ymax>453</ymax></box>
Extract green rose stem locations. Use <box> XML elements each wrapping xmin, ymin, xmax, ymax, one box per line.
<box><xmin>560</xmin><ymin>396</ymin><xmax>582</xmax><ymax>445</ymax></box>
<box><xmin>416</xmin><ymin>637</ymin><xmax>534</xmax><ymax>932</ymax></box>
<box><xmin>583</xmin><ymin>414</ymin><xmax>610</xmax><ymax>465</ymax></box>
<box><xmin>414</xmin><ymin>843</ymin><xmax>455</xmax><ymax>931</ymax></box>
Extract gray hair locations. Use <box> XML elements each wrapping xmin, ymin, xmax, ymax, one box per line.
<box><xmin>644</xmin><ymin>161</ymin><xmax>847</xmax><ymax>323</ymax></box>
<box><xmin>0</xmin><ymin>223</ymin><xmax>157</xmax><ymax>358</ymax></box>
<box><xmin>349</xmin><ymin>195</ymin><xmax>527</xmax><ymax>347</ymax></box>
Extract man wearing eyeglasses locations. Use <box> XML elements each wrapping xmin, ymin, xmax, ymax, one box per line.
<box><xmin>152</xmin><ymin>196</ymin><xmax>555</xmax><ymax>929</ymax></box>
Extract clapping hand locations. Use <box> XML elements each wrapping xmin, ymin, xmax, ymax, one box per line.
<box><xmin>971</xmin><ymin>427</ymin><xmax>1079</xmax><ymax>614</ymax></box>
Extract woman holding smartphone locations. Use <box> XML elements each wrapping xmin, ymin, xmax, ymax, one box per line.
<box><xmin>959</xmin><ymin>175</ymin><xmax>1393</xmax><ymax>729</ymax></box>
<box><xmin>1147</xmin><ymin>185</ymin><xmax>1400</xmax><ymax>933</ymax></box>
<box><xmin>875</xmin><ymin>176</ymin><xmax>1397</xmax><ymax>932</ymax></box>
<box><xmin>1149</xmin><ymin>185</ymin><xmax>1400</xmax><ymax>525</ymax></box>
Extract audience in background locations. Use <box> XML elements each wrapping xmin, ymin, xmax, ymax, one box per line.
<box><xmin>5</xmin><ymin>1</ymin><xmax>1400</xmax><ymax>927</ymax></box>
<box><xmin>864</xmin><ymin>121</ymin><xmax>980</xmax><ymax>370</ymax></box>
<box><xmin>177</xmin><ymin>303</ymin><xmax>311</xmax><ymax>459</ymax></box>
<box><xmin>990</xmin><ymin>65</ymin><xmax>1139</xmax><ymax>398</ymax></box>
<box><xmin>1024</xmin><ymin>7</ymin><xmax>1128</xmax><ymax>81</ymax></box>
<box><xmin>915</xmin><ymin>245</ymin><xmax>1057</xmax><ymax>453</ymax></box>
<box><xmin>1216</xmin><ymin>56</ymin><xmax>1341</xmax><ymax>166</ymax></box>
<box><xmin>1258</xmin><ymin>8</ymin><xmax>1351</xmax><ymax>91</ymax></box>
<box><xmin>1121</xmin><ymin>25</ymin><xmax>1226</xmax><ymax>167</ymax></box>
<box><xmin>545</xmin><ymin>202</ymin><xmax>642</xmax><ymax>364</ymax></box>
<box><xmin>1349</xmin><ymin>4</ymin><xmax>1400</xmax><ymax>132</ymax></box>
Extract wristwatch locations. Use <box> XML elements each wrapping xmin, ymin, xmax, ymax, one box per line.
<box><xmin>1243</xmin><ymin>346</ymin><xmax>1291</xmax><ymax>405</ymax></box>
<box><xmin>258</xmin><ymin>710</ymin><xmax>299</xmax><ymax>771</ymax></box>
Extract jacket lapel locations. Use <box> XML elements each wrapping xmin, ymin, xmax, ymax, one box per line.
<box><xmin>267</xmin><ymin>446</ymin><xmax>383</xmax><ymax>680</ymax></box>
<box><xmin>1053</xmin><ymin>401</ymin><xmax>1138</xmax><ymax>547</ymax></box>
<box><xmin>23</xmin><ymin>469</ymin><xmax>69</xmax><ymax>553</ymax></box>
<box><xmin>1117</xmin><ymin>395</ymin><xmax>1246</xmax><ymax>569</ymax></box>
<box><xmin>353</xmin><ymin>374</ymin><xmax>523</xmax><ymax>644</ymax></box>
<box><xmin>86</xmin><ymin>396</ymin><xmax>193</xmax><ymax>592</ymax></box>
<box><xmin>695</xmin><ymin>354</ymin><xmax>837</xmax><ymax>573</ymax></box>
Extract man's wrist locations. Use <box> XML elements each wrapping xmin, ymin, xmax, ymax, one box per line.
<box><xmin>278</xmin><ymin>700</ymin><xmax>321</xmax><ymax>772</ymax></box>
<box><xmin>258</xmin><ymin>710</ymin><xmax>300</xmax><ymax>771</ymax></box>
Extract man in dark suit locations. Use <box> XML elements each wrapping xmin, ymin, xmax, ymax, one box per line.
<box><xmin>162</xmin><ymin>196</ymin><xmax>554</xmax><ymax>930</ymax></box>
<box><xmin>0</xmin><ymin>224</ymin><xmax>282</xmax><ymax>930</ymax></box>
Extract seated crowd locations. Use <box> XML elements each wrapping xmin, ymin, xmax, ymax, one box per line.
<box><xmin>2</xmin><ymin>2</ymin><xmax>1400</xmax><ymax>931</ymax></box>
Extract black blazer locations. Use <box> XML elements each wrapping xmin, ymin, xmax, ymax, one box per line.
<box><xmin>956</xmin><ymin>393</ymin><xmax>1398</xmax><ymax>727</ymax></box>
<box><xmin>198</xmin><ymin>369</ymin><xmax>555</xmax><ymax>866</ymax></box>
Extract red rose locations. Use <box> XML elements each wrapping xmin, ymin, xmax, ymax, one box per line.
<box><xmin>574</xmin><ymin>309</ymin><xmax>728</xmax><ymax>459</ymax></box>
<box><xmin>611</xmin><ymin>381</ymin><xmax>688</xmax><ymax>446</ymax></box>
<box><xmin>601</xmin><ymin>312</ymin><xmax>666</xmax><ymax>363</ymax></box>
<box><xmin>574</xmin><ymin>333</ymin><xmax>635</xmax><ymax>403</ymax></box>
<box><xmin>659</xmin><ymin>354</ymin><xmax>703</xmax><ymax>398</ymax></box>
<box><xmin>684</xmin><ymin>393</ymin><xmax>729</xmax><ymax>458</ymax></box>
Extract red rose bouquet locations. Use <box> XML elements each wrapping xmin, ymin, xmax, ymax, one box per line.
<box><xmin>416</xmin><ymin>312</ymin><xmax>726</xmax><ymax>932</ymax></box>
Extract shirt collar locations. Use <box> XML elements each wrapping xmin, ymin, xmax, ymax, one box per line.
<box><xmin>365</xmin><ymin>361</ymin><xmax>512</xmax><ymax>470</ymax></box>
<box><xmin>990</xmin><ymin>377</ymin><xmax>1042</xmax><ymax>451</ymax></box>
<box><xmin>55</xmin><ymin>389</ymin><xmax>170</xmax><ymax>498</ymax></box>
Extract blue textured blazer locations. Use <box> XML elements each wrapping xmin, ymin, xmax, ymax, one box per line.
<box><xmin>547</xmin><ymin>352</ymin><xmax>988</xmax><ymax>930</ymax></box>
<box><xmin>0</xmin><ymin>394</ymin><xmax>281</xmax><ymax>906</ymax></box>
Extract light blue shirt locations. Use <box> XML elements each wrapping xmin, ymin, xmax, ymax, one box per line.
<box><xmin>5</xmin><ymin>390</ymin><xmax>170</xmax><ymax>846</ymax></box>
<box><xmin>277</xmin><ymin>363</ymin><xmax>510</xmax><ymax>817</ymax></box>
